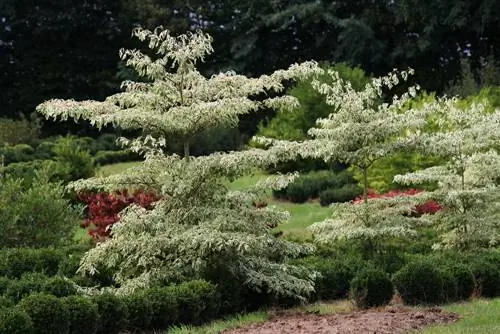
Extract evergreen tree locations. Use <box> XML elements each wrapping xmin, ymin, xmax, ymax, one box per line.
<box><xmin>37</xmin><ymin>27</ymin><xmax>321</xmax><ymax>298</ymax></box>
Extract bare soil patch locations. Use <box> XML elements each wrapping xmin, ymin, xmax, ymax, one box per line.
<box><xmin>224</xmin><ymin>306</ymin><xmax>459</xmax><ymax>334</ymax></box>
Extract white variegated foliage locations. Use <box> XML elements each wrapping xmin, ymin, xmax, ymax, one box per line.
<box><xmin>395</xmin><ymin>100</ymin><xmax>500</xmax><ymax>250</ymax></box>
<box><xmin>257</xmin><ymin>69</ymin><xmax>428</xmax><ymax>252</ymax></box>
<box><xmin>36</xmin><ymin>28</ymin><xmax>322</xmax><ymax>298</ymax></box>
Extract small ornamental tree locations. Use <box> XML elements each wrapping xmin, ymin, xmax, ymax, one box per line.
<box><xmin>395</xmin><ymin>99</ymin><xmax>500</xmax><ymax>250</ymax></box>
<box><xmin>256</xmin><ymin>69</ymin><xmax>427</xmax><ymax>257</ymax></box>
<box><xmin>37</xmin><ymin>27</ymin><xmax>321</xmax><ymax>299</ymax></box>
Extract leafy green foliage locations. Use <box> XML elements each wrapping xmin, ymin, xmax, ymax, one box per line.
<box><xmin>122</xmin><ymin>291</ymin><xmax>153</xmax><ymax>330</ymax></box>
<box><xmin>41</xmin><ymin>277</ymin><xmax>77</xmax><ymax>298</ymax></box>
<box><xmin>51</xmin><ymin>136</ymin><xmax>96</xmax><ymax>183</ymax></box>
<box><xmin>61</xmin><ymin>296</ymin><xmax>98</xmax><ymax>334</ymax></box>
<box><xmin>0</xmin><ymin>175</ymin><xmax>82</xmax><ymax>248</ymax></box>
<box><xmin>93</xmin><ymin>293</ymin><xmax>128</xmax><ymax>334</ymax></box>
<box><xmin>319</xmin><ymin>184</ymin><xmax>363</xmax><ymax>206</ymax></box>
<box><xmin>0</xmin><ymin>307</ymin><xmax>34</xmax><ymax>334</ymax></box>
<box><xmin>392</xmin><ymin>259</ymin><xmax>445</xmax><ymax>305</ymax></box>
<box><xmin>0</xmin><ymin>248</ymin><xmax>63</xmax><ymax>278</ymax></box>
<box><xmin>4</xmin><ymin>273</ymin><xmax>48</xmax><ymax>302</ymax></box>
<box><xmin>274</xmin><ymin>169</ymin><xmax>359</xmax><ymax>204</ymax></box>
<box><xmin>349</xmin><ymin>267</ymin><xmax>393</xmax><ymax>309</ymax></box>
<box><xmin>0</xmin><ymin>115</ymin><xmax>41</xmax><ymax>146</ymax></box>
<box><xmin>293</xmin><ymin>255</ymin><xmax>364</xmax><ymax>301</ymax></box>
<box><xmin>257</xmin><ymin>63</ymin><xmax>370</xmax><ymax>141</ymax></box>
<box><xmin>17</xmin><ymin>293</ymin><xmax>69</xmax><ymax>334</ymax></box>
<box><xmin>145</xmin><ymin>286</ymin><xmax>179</xmax><ymax>329</ymax></box>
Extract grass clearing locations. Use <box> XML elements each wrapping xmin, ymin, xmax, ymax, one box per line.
<box><xmin>168</xmin><ymin>311</ymin><xmax>269</xmax><ymax>334</ymax></box>
<box><xmin>97</xmin><ymin>160</ymin><xmax>142</xmax><ymax>176</ymax></box>
<box><xmin>271</xmin><ymin>200</ymin><xmax>332</xmax><ymax>238</ymax></box>
<box><xmin>419</xmin><ymin>298</ymin><xmax>500</xmax><ymax>334</ymax></box>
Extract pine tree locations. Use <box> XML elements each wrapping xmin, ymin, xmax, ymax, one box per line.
<box><xmin>256</xmin><ymin>68</ymin><xmax>426</xmax><ymax>256</ymax></box>
<box><xmin>37</xmin><ymin>27</ymin><xmax>321</xmax><ymax>299</ymax></box>
<box><xmin>395</xmin><ymin>99</ymin><xmax>500</xmax><ymax>250</ymax></box>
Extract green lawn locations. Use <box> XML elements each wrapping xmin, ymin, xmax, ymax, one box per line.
<box><xmin>420</xmin><ymin>298</ymin><xmax>500</xmax><ymax>334</ymax></box>
<box><xmin>228</xmin><ymin>172</ymin><xmax>332</xmax><ymax>238</ymax></box>
<box><xmin>97</xmin><ymin>160</ymin><xmax>142</xmax><ymax>176</ymax></box>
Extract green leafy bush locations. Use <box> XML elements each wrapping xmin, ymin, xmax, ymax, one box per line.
<box><xmin>0</xmin><ymin>279</ymin><xmax>9</xmax><ymax>297</ymax></box>
<box><xmin>467</xmin><ymin>252</ymin><xmax>500</xmax><ymax>297</ymax></box>
<box><xmin>0</xmin><ymin>248</ymin><xmax>64</xmax><ymax>278</ymax></box>
<box><xmin>319</xmin><ymin>184</ymin><xmax>363</xmax><ymax>206</ymax></box>
<box><xmin>5</xmin><ymin>273</ymin><xmax>48</xmax><ymax>302</ymax></box>
<box><xmin>41</xmin><ymin>277</ymin><xmax>77</xmax><ymax>298</ymax></box>
<box><xmin>61</xmin><ymin>295</ymin><xmax>98</xmax><ymax>334</ymax></box>
<box><xmin>0</xmin><ymin>176</ymin><xmax>82</xmax><ymax>248</ymax></box>
<box><xmin>0</xmin><ymin>144</ymin><xmax>35</xmax><ymax>164</ymax></box>
<box><xmin>17</xmin><ymin>293</ymin><xmax>69</xmax><ymax>334</ymax></box>
<box><xmin>274</xmin><ymin>170</ymin><xmax>358</xmax><ymax>203</ymax></box>
<box><xmin>145</xmin><ymin>287</ymin><xmax>179</xmax><ymax>329</ymax></box>
<box><xmin>123</xmin><ymin>291</ymin><xmax>153</xmax><ymax>330</ymax></box>
<box><xmin>294</xmin><ymin>255</ymin><xmax>364</xmax><ymax>301</ymax></box>
<box><xmin>0</xmin><ymin>297</ymin><xmax>13</xmax><ymax>309</ymax></box>
<box><xmin>442</xmin><ymin>264</ymin><xmax>475</xmax><ymax>301</ymax></box>
<box><xmin>174</xmin><ymin>280</ymin><xmax>220</xmax><ymax>325</ymax></box>
<box><xmin>93</xmin><ymin>293</ymin><xmax>128</xmax><ymax>334</ymax></box>
<box><xmin>51</xmin><ymin>136</ymin><xmax>96</xmax><ymax>182</ymax></box>
<box><xmin>350</xmin><ymin>267</ymin><xmax>394</xmax><ymax>309</ymax></box>
<box><xmin>0</xmin><ymin>115</ymin><xmax>41</xmax><ymax>146</ymax></box>
<box><xmin>392</xmin><ymin>259</ymin><xmax>445</xmax><ymax>305</ymax></box>
<box><xmin>0</xmin><ymin>307</ymin><xmax>34</xmax><ymax>334</ymax></box>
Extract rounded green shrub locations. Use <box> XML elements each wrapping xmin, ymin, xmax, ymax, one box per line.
<box><xmin>41</xmin><ymin>277</ymin><xmax>77</xmax><ymax>297</ymax></box>
<box><xmin>349</xmin><ymin>267</ymin><xmax>393</xmax><ymax>309</ymax></box>
<box><xmin>17</xmin><ymin>293</ymin><xmax>69</xmax><ymax>334</ymax></box>
<box><xmin>5</xmin><ymin>273</ymin><xmax>48</xmax><ymax>302</ymax></box>
<box><xmin>319</xmin><ymin>184</ymin><xmax>363</xmax><ymax>206</ymax></box>
<box><xmin>173</xmin><ymin>280</ymin><xmax>220</xmax><ymax>325</ymax></box>
<box><xmin>61</xmin><ymin>295</ymin><xmax>98</xmax><ymax>334</ymax></box>
<box><xmin>93</xmin><ymin>293</ymin><xmax>128</xmax><ymax>334</ymax></box>
<box><xmin>0</xmin><ymin>278</ymin><xmax>11</xmax><ymax>296</ymax></box>
<box><xmin>468</xmin><ymin>259</ymin><xmax>500</xmax><ymax>297</ymax></box>
<box><xmin>0</xmin><ymin>297</ymin><xmax>13</xmax><ymax>309</ymax></box>
<box><xmin>0</xmin><ymin>307</ymin><xmax>34</xmax><ymax>334</ymax></box>
<box><xmin>122</xmin><ymin>291</ymin><xmax>153</xmax><ymax>330</ymax></box>
<box><xmin>294</xmin><ymin>255</ymin><xmax>364</xmax><ymax>301</ymax></box>
<box><xmin>145</xmin><ymin>287</ymin><xmax>178</xmax><ymax>329</ymax></box>
<box><xmin>443</xmin><ymin>264</ymin><xmax>475</xmax><ymax>301</ymax></box>
<box><xmin>392</xmin><ymin>260</ymin><xmax>444</xmax><ymax>305</ymax></box>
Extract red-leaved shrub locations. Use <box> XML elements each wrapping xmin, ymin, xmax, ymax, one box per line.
<box><xmin>78</xmin><ymin>189</ymin><xmax>160</xmax><ymax>240</ymax></box>
<box><xmin>352</xmin><ymin>189</ymin><xmax>441</xmax><ymax>216</ymax></box>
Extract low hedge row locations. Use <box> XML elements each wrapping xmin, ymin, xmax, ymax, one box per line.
<box><xmin>273</xmin><ymin>170</ymin><xmax>360</xmax><ymax>204</ymax></box>
<box><xmin>393</xmin><ymin>251</ymin><xmax>500</xmax><ymax>305</ymax></box>
<box><xmin>0</xmin><ymin>247</ymin><xmax>93</xmax><ymax>279</ymax></box>
<box><xmin>296</xmin><ymin>249</ymin><xmax>500</xmax><ymax>308</ymax></box>
<box><xmin>0</xmin><ymin>280</ymin><xmax>220</xmax><ymax>334</ymax></box>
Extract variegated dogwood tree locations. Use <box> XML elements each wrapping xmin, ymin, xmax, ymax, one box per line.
<box><xmin>395</xmin><ymin>99</ymin><xmax>500</xmax><ymax>250</ymax></box>
<box><xmin>256</xmin><ymin>69</ymin><xmax>428</xmax><ymax>257</ymax></box>
<box><xmin>37</xmin><ymin>27</ymin><xmax>322</xmax><ymax>299</ymax></box>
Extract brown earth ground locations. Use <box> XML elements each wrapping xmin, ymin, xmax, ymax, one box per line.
<box><xmin>224</xmin><ymin>306</ymin><xmax>460</xmax><ymax>334</ymax></box>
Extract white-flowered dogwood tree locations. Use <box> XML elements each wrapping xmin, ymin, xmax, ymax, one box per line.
<box><xmin>37</xmin><ymin>27</ymin><xmax>322</xmax><ymax>299</ymax></box>
<box><xmin>395</xmin><ymin>99</ymin><xmax>500</xmax><ymax>250</ymax></box>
